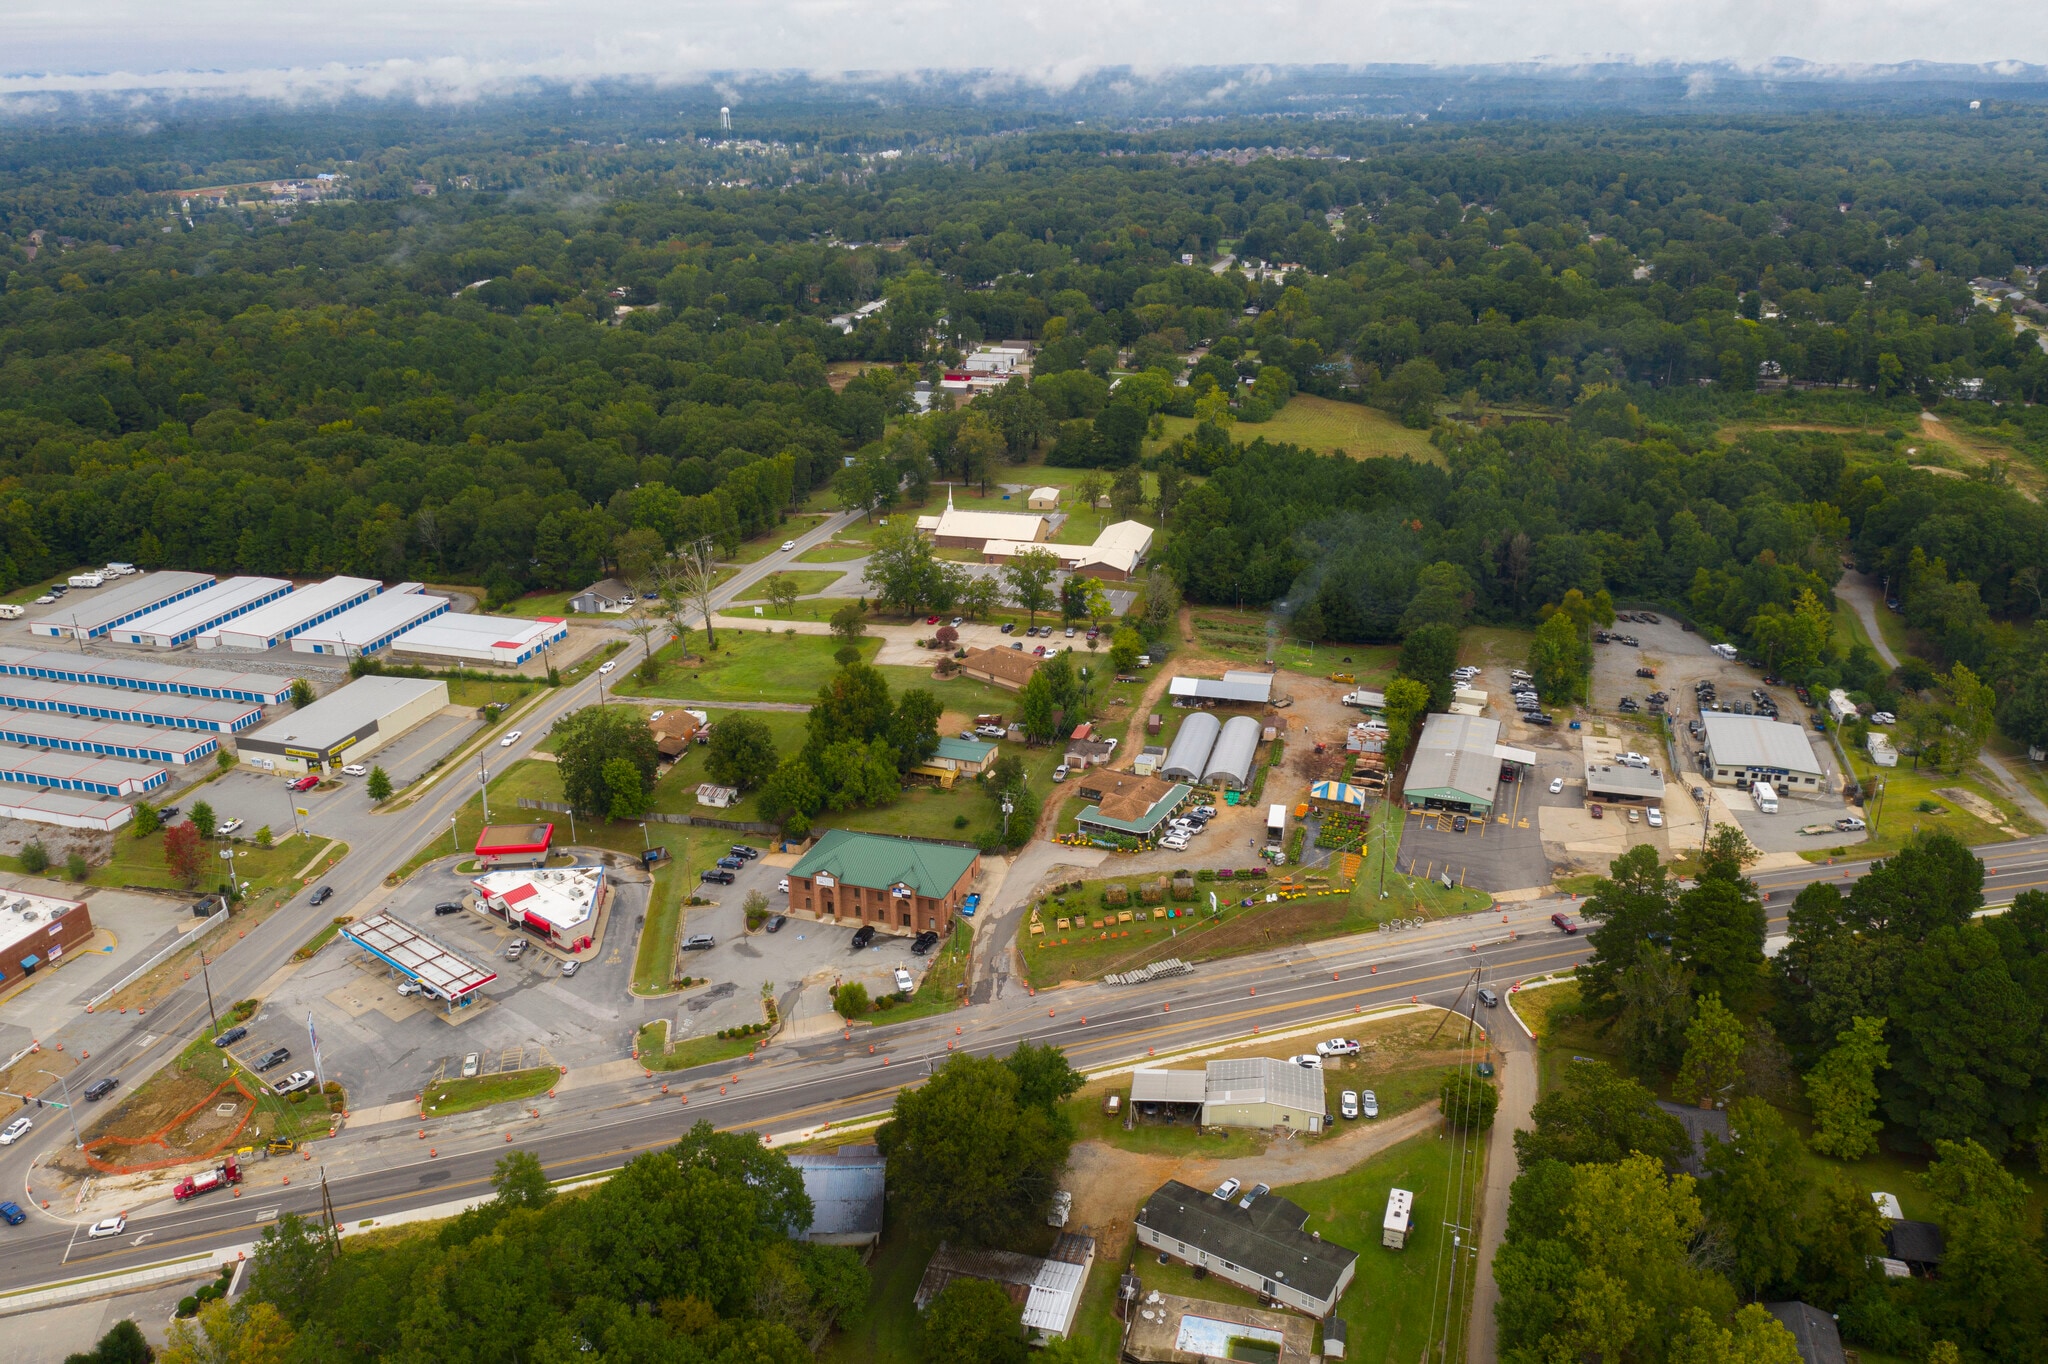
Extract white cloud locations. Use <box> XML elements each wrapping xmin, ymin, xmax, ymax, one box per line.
<box><xmin>1</xmin><ymin>0</ymin><xmax>2039</xmax><ymax>97</ymax></box>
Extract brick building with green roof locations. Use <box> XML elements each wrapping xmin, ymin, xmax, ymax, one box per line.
<box><xmin>786</xmin><ymin>828</ymin><xmax>983</xmax><ymax>936</ymax></box>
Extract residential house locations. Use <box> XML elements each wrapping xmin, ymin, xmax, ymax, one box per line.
<box><xmin>1763</xmin><ymin>1302</ymin><xmax>1846</xmax><ymax>1364</ymax></box>
<box><xmin>569</xmin><ymin>578</ymin><xmax>639</xmax><ymax>614</ymax></box>
<box><xmin>914</xmin><ymin>1233</ymin><xmax>1096</xmax><ymax>1342</ymax></box>
<box><xmin>959</xmin><ymin>646</ymin><xmax>1043</xmax><ymax>692</ymax></box>
<box><xmin>1134</xmin><ymin>1181</ymin><xmax>1358</xmax><ymax>1318</ymax></box>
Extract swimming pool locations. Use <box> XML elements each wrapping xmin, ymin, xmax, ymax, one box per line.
<box><xmin>1175</xmin><ymin>1313</ymin><xmax>1284</xmax><ymax>1362</ymax></box>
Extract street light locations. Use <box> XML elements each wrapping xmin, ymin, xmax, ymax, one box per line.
<box><xmin>31</xmin><ymin>1067</ymin><xmax>83</xmax><ymax>1148</ymax></box>
<box><xmin>639</xmin><ymin>822</ymin><xmax>650</xmax><ymax>851</ymax></box>
<box><xmin>449</xmin><ymin>814</ymin><xmax>460</xmax><ymax>855</ymax></box>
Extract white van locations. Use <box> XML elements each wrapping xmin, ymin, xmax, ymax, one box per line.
<box><xmin>104</xmin><ymin>562</ymin><xmax>136</xmax><ymax>576</ymax></box>
<box><xmin>67</xmin><ymin>573</ymin><xmax>104</xmax><ymax>589</ymax></box>
<box><xmin>1751</xmin><ymin>781</ymin><xmax>1778</xmax><ymax>814</ymax></box>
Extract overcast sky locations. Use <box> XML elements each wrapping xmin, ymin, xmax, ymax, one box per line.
<box><xmin>4</xmin><ymin>0</ymin><xmax>2041</xmax><ymax>98</ymax></box>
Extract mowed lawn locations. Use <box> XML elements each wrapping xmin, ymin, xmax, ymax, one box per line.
<box><xmin>1155</xmin><ymin>395</ymin><xmax>1442</xmax><ymax>463</ymax></box>
<box><xmin>631</xmin><ymin>630</ymin><xmax>877</xmax><ymax>704</ymax></box>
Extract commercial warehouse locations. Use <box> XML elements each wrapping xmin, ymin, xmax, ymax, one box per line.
<box><xmin>237</xmin><ymin>676</ymin><xmax>449</xmax><ymax>773</ymax></box>
<box><xmin>0</xmin><ymin>747</ymin><xmax>169</xmax><ymax>797</ymax></box>
<box><xmin>0</xmin><ymin>646</ymin><xmax>295</xmax><ymax>705</ymax></box>
<box><xmin>111</xmin><ymin>577</ymin><xmax>294</xmax><ymax>648</ymax></box>
<box><xmin>0</xmin><ymin>790</ymin><xmax>135</xmax><ymax>832</ymax></box>
<box><xmin>197</xmin><ymin>576</ymin><xmax>382</xmax><ymax>650</ymax></box>
<box><xmin>1168</xmin><ymin>670</ymin><xmax>1275</xmax><ymax>705</ymax></box>
<box><xmin>391</xmin><ymin>612</ymin><xmax>568</xmax><ymax>666</ymax></box>
<box><xmin>28</xmin><ymin>571</ymin><xmax>215</xmax><ymax>641</ymax></box>
<box><xmin>0</xmin><ymin>676</ymin><xmax>263</xmax><ymax>733</ymax></box>
<box><xmin>1403</xmin><ymin>712</ymin><xmax>1504</xmax><ymax>814</ymax></box>
<box><xmin>291</xmin><ymin>586</ymin><xmax>448</xmax><ymax>656</ymax></box>
<box><xmin>1700</xmin><ymin>712</ymin><xmax>1826</xmax><ymax>791</ymax></box>
<box><xmin>0</xmin><ymin>711</ymin><xmax>218</xmax><ymax>765</ymax></box>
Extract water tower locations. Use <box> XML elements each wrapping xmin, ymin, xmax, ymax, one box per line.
<box><xmin>720</xmin><ymin>106</ymin><xmax>732</xmax><ymax>133</ymax></box>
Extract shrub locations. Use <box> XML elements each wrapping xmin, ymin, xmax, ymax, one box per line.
<box><xmin>65</xmin><ymin>852</ymin><xmax>89</xmax><ymax>881</ymax></box>
<box><xmin>1171</xmin><ymin>877</ymin><xmax>1195</xmax><ymax>900</ymax></box>
<box><xmin>1195</xmin><ymin>868</ymin><xmax>1215</xmax><ymax>882</ymax></box>
<box><xmin>19</xmin><ymin>840</ymin><xmax>49</xmax><ymax>874</ymax></box>
<box><xmin>176</xmin><ymin>1296</ymin><xmax>199</xmax><ymax>1319</ymax></box>
<box><xmin>875</xmin><ymin>993</ymin><xmax>896</xmax><ymax>1011</ymax></box>
<box><xmin>953</xmin><ymin>814</ymin><xmax>969</xmax><ymax>829</ymax></box>
<box><xmin>834</xmin><ymin>981</ymin><xmax>870</xmax><ymax>1019</ymax></box>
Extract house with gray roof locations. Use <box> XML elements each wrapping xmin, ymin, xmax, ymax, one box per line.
<box><xmin>788</xmin><ymin>1146</ymin><xmax>885</xmax><ymax>1248</ymax></box>
<box><xmin>1134</xmin><ymin>1181</ymin><xmax>1358</xmax><ymax>1317</ymax></box>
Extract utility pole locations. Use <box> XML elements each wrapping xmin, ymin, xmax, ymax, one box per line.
<box><xmin>478</xmin><ymin>752</ymin><xmax>491</xmax><ymax>825</ymax></box>
<box><xmin>318</xmin><ymin>1166</ymin><xmax>341</xmax><ymax>1259</ymax></box>
<box><xmin>198</xmin><ymin>938</ymin><xmax>222</xmax><ymax>1040</ymax></box>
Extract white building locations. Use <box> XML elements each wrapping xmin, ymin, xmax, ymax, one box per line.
<box><xmin>291</xmin><ymin>587</ymin><xmax>448</xmax><ymax>657</ymax></box>
<box><xmin>198</xmin><ymin>577</ymin><xmax>383</xmax><ymax>651</ymax></box>
<box><xmin>110</xmin><ymin>577</ymin><xmax>295</xmax><ymax>648</ymax></box>
<box><xmin>391</xmin><ymin>613</ymin><xmax>568</xmax><ymax>667</ymax></box>
<box><xmin>236</xmin><ymin>676</ymin><xmax>449</xmax><ymax>773</ymax></box>
<box><xmin>471</xmin><ymin>865</ymin><xmax>605</xmax><ymax>952</ymax></box>
<box><xmin>1700</xmin><ymin>712</ymin><xmax>1826</xmax><ymax>791</ymax></box>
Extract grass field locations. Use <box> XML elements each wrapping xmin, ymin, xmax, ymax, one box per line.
<box><xmin>634</xmin><ymin>1021</ymin><xmax>759</xmax><ymax>1073</ymax></box>
<box><xmin>730</xmin><ymin>570</ymin><xmax>847</xmax><ymax>601</ymax></box>
<box><xmin>0</xmin><ymin>825</ymin><xmax>335</xmax><ymax>897</ymax></box>
<box><xmin>630</xmin><ymin>630</ymin><xmax>877</xmax><ymax>704</ymax></box>
<box><xmin>794</xmin><ymin>541</ymin><xmax>872</xmax><ymax>563</ymax></box>
<box><xmin>446</xmin><ymin>678</ymin><xmax>541</xmax><ymax>710</ymax></box>
<box><xmin>1154</xmin><ymin>395</ymin><xmax>1443</xmax><ymax>464</ymax></box>
<box><xmin>1825</xmin><ymin>747</ymin><xmax>2030</xmax><ymax>862</ymax></box>
<box><xmin>420</xmin><ymin>1067</ymin><xmax>559</xmax><ymax>1117</ymax></box>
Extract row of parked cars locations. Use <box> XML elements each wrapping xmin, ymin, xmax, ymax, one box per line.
<box><xmin>699</xmin><ymin>843</ymin><xmax>762</xmax><ymax>885</ymax></box>
<box><xmin>1158</xmin><ymin>804</ymin><xmax>1217</xmax><ymax>851</ymax></box>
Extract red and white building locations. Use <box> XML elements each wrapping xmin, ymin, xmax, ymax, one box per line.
<box><xmin>474</xmin><ymin>823</ymin><xmax>554</xmax><ymax>869</ymax></box>
<box><xmin>471</xmin><ymin>865</ymin><xmax>606</xmax><ymax>952</ymax></box>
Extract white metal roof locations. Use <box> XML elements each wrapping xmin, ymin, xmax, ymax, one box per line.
<box><xmin>1130</xmin><ymin>1069</ymin><xmax>1207</xmax><ymax>1104</ymax></box>
<box><xmin>1204</xmin><ymin>1057</ymin><xmax>1325</xmax><ymax>1114</ymax></box>
<box><xmin>117</xmin><ymin>576</ymin><xmax>292</xmax><ymax>642</ymax></box>
<box><xmin>30</xmin><ymin>571</ymin><xmax>215</xmax><ymax>636</ymax></box>
<box><xmin>241</xmin><ymin>676</ymin><xmax>446</xmax><ymax>750</ymax></box>
<box><xmin>1170</xmin><ymin>670</ymin><xmax>1273</xmax><ymax>704</ymax></box>
<box><xmin>340</xmin><ymin>912</ymin><xmax>497</xmax><ymax>997</ymax></box>
<box><xmin>1021</xmin><ymin>1258</ymin><xmax>1086</xmax><ymax>1334</ymax></box>
<box><xmin>201</xmin><ymin>576</ymin><xmax>382</xmax><ymax>648</ymax></box>
<box><xmin>1701</xmin><ymin>712</ymin><xmax>1823</xmax><ymax>775</ymax></box>
<box><xmin>293</xmin><ymin>590</ymin><xmax>449</xmax><ymax>653</ymax></box>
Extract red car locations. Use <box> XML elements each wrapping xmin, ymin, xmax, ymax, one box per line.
<box><xmin>290</xmin><ymin>774</ymin><xmax>319</xmax><ymax>792</ymax></box>
<box><xmin>1551</xmin><ymin>912</ymin><xmax>1578</xmax><ymax>935</ymax></box>
<box><xmin>925</xmin><ymin>615</ymin><xmax>940</xmax><ymax>625</ymax></box>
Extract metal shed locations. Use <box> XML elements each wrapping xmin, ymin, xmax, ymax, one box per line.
<box><xmin>1202</xmin><ymin>714</ymin><xmax>1262</xmax><ymax>789</ymax></box>
<box><xmin>1162</xmin><ymin>711</ymin><xmax>1221</xmax><ymax>780</ymax></box>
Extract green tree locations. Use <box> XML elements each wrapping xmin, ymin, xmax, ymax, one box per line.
<box><xmin>1515</xmin><ymin>1061</ymin><xmax>1688</xmax><ymax>1168</ymax></box>
<box><xmin>1701</xmin><ymin>1099</ymin><xmax>1809</xmax><ymax>1298</ymax></box>
<box><xmin>889</xmin><ymin>689</ymin><xmax>943</xmax><ymax>770</ymax></box>
<box><xmin>1401</xmin><ymin>561</ymin><xmax>1477</xmax><ymax>633</ymax></box>
<box><xmin>1441</xmin><ymin>1071</ymin><xmax>1499</xmax><ymax>1130</ymax></box>
<box><xmin>1667</xmin><ymin>1305</ymin><xmax>1802</xmax><ymax>1364</ymax></box>
<box><xmin>289</xmin><ymin>678</ymin><xmax>314</xmax><ymax>709</ymax></box>
<box><xmin>130</xmin><ymin>801</ymin><xmax>160</xmax><ymax>838</ymax></box>
<box><xmin>960</xmin><ymin>574</ymin><xmax>1002</xmax><ymax>621</ymax></box>
<box><xmin>829</xmin><ymin>600</ymin><xmax>870</xmax><ymax>650</ymax></box>
<box><xmin>1804</xmin><ymin>1016</ymin><xmax>1891</xmax><ymax>1159</ymax></box>
<box><xmin>1579</xmin><ymin>843</ymin><xmax>1679</xmax><ymax>1018</ymax></box>
<box><xmin>160</xmin><ymin>1299</ymin><xmax>296</xmax><ymax>1364</ymax></box>
<box><xmin>1398</xmin><ymin>621</ymin><xmax>1460</xmax><ymax>710</ymax></box>
<box><xmin>1674</xmin><ymin>993</ymin><xmax>1746</xmax><ymax>1108</ymax></box>
<box><xmin>1612</xmin><ymin>944</ymin><xmax>1695</xmax><ymax>1076</ymax></box>
<box><xmin>191</xmin><ymin>800</ymin><xmax>216</xmax><ymax>839</ymax></box>
<box><xmin>834</xmin><ymin>981</ymin><xmax>870</xmax><ymax>1019</ymax></box>
<box><xmin>1886</xmin><ymin>923</ymin><xmax>2039</xmax><ymax>1155</ymax></box>
<box><xmin>1109</xmin><ymin>626</ymin><xmax>1143</xmax><ymax>672</ymax></box>
<box><xmin>245</xmin><ymin>1212</ymin><xmax>329</xmax><ymax>1326</ymax></box>
<box><xmin>603</xmin><ymin>756</ymin><xmax>648</xmax><ymax>819</ymax></box>
<box><xmin>919</xmin><ymin>1277</ymin><xmax>1025</xmax><ymax>1364</ymax></box>
<box><xmin>1381</xmin><ymin>676</ymin><xmax>1431</xmax><ymax>758</ymax></box>
<box><xmin>807</xmin><ymin>662</ymin><xmax>896</xmax><ymax>756</ymax></box>
<box><xmin>1673</xmin><ymin>874</ymin><xmax>1766</xmax><ymax>1009</ymax></box>
<box><xmin>62</xmin><ymin>1318</ymin><xmax>154</xmax><ymax>1364</ymax></box>
<box><xmin>765</xmin><ymin>572</ymin><xmax>801</xmax><ymax>616</ymax></box>
<box><xmin>862</xmin><ymin>522</ymin><xmax>959</xmax><ymax>616</ymax></box>
<box><xmin>1005</xmin><ymin>1040</ymin><xmax>1084</xmax><ymax>1113</ymax></box>
<box><xmin>1002</xmin><ymin>547</ymin><xmax>1060</xmax><ymax>626</ymax></box>
<box><xmin>876</xmin><ymin>1052</ymin><xmax>1073</xmax><ymax>1248</ymax></box>
<box><xmin>706</xmin><ymin>715</ymin><xmax>779</xmax><ymax>791</ymax></box>
<box><xmin>365</xmin><ymin>766</ymin><xmax>393</xmax><ymax>802</ymax></box>
<box><xmin>491</xmin><ymin>1148</ymin><xmax>555</xmax><ymax>1209</ymax></box>
<box><xmin>1017</xmin><ymin>669</ymin><xmax>1059</xmax><ymax>743</ymax></box>
<box><xmin>19</xmin><ymin>839</ymin><xmax>48</xmax><ymax>875</ymax></box>
<box><xmin>553</xmin><ymin>704</ymin><xmax>659</xmax><ymax>818</ymax></box>
<box><xmin>1918</xmin><ymin>1138</ymin><xmax>2048</xmax><ymax>1358</ymax></box>
<box><xmin>1527</xmin><ymin>609</ymin><xmax>1588</xmax><ymax>704</ymax></box>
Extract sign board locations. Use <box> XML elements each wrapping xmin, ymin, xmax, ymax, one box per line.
<box><xmin>815</xmin><ymin>874</ymin><xmax>836</xmax><ymax>888</ymax></box>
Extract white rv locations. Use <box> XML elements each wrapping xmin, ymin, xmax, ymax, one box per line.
<box><xmin>1383</xmin><ymin>1188</ymin><xmax>1414</xmax><ymax>1250</ymax></box>
<box><xmin>1751</xmin><ymin>781</ymin><xmax>1778</xmax><ymax>814</ymax></box>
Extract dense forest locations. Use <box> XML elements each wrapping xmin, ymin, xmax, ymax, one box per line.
<box><xmin>5</xmin><ymin>100</ymin><xmax>2048</xmax><ymax>741</ymax></box>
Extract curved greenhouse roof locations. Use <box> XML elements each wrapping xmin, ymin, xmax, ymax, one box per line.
<box><xmin>1161</xmin><ymin>711</ymin><xmax>1221</xmax><ymax>780</ymax></box>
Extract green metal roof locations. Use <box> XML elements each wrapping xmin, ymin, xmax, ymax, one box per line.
<box><xmin>1077</xmin><ymin>782</ymin><xmax>1192</xmax><ymax>835</ymax></box>
<box><xmin>933</xmin><ymin>736</ymin><xmax>994</xmax><ymax>763</ymax></box>
<box><xmin>790</xmin><ymin>828</ymin><xmax>979</xmax><ymax>899</ymax></box>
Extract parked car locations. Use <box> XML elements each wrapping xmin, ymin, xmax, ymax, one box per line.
<box><xmin>1211</xmin><ymin>1178</ymin><xmax>1241</xmax><ymax>1201</ymax></box>
<box><xmin>1158</xmin><ymin>834</ymin><xmax>1190</xmax><ymax>851</ymax></box>
<box><xmin>253</xmin><ymin>1047</ymin><xmax>291</xmax><ymax>1072</ymax></box>
<box><xmin>1452</xmin><ymin>813</ymin><xmax>1468</xmax><ymax>832</ymax></box>
<box><xmin>911</xmin><ymin>930</ymin><xmax>939</xmax><ymax>954</ymax></box>
<box><xmin>341</xmin><ymin>763</ymin><xmax>367</xmax><ymax>776</ymax></box>
<box><xmin>0</xmin><ymin>1117</ymin><xmax>32</xmax><ymax>1146</ymax></box>
<box><xmin>1286</xmin><ymin>1054</ymin><xmax>1323</xmax><ymax>1070</ymax></box>
<box><xmin>1836</xmin><ymin>816</ymin><xmax>1867</xmax><ymax>832</ymax></box>
<box><xmin>397</xmin><ymin>981</ymin><xmax>423</xmax><ymax>996</ymax></box>
<box><xmin>274</xmin><ymin>1070</ymin><xmax>317</xmax><ymax>1095</ymax></box>
<box><xmin>1000</xmin><ymin>622</ymin><xmax>1016</xmax><ymax>634</ymax></box>
<box><xmin>777</xmin><ymin>877</ymin><xmax>790</xmax><ymax>893</ymax></box>
<box><xmin>1316</xmin><ymin>1037</ymin><xmax>1360</xmax><ymax>1057</ymax></box>
<box><xmin>1360</xmin><ymin>1090</ymin><xmax>1380</xmax><ymax>1118</ymax></box>
<box><xmin>1548</xmin><ymin>777</ymin><xmax>1564</xmax><ymax>794</ymax></box>
<box><xmin>1340</xmin><ymin>1090</ymin><xmax>1360</xmax><ymax>1119</ymax></box>
<box><xmin>1589</xmin><ymin>803</ymin><xmax>1604</xmax><ymax>819</ymax></box>
<box><xmin>765</xmin><ymin>915</ymin><xmax>787</xmax><ymax>934</ymax></box>
<box><xmin>87</xmin><ymin>1215</ymin><xmax>127</xmax><ymax>1239</ymax></box>
<box><xmin>730</xmin><ymin>845</ymin><xmax>761</xmax><ymax>860</ymax></box>
<box><xmin>1052</xmin><ymin>765</ymin><xmax>1068</xmax><ymax>783</ymax></box>
<box><xmin>85</xmin><ymin>1078</ymin><xmax>119</xmax><ymax>1101</ymax></box>
<box><xmin>561</xmin><ymin>959</ymin><xmax>579</xmax><ymax>977</ymax></box>
<box><xmin>1552</xmin><ymin>913</ymin><xmax>1578</xmax><ymax>934</ymax></box>
<box><xmin>1237</xmin><ymin>1182</ymin><xmax>1271</xmax><ymax>1209</ymax></box>
<box><xmin>434</xmin><ymin>900</ymin><xmax>464</xmax><ymax>915</ymax></box>
<box><xmin>505</xmin><ymin>939</ymin><xmax>528</xmax><ymax>959</ymax></box>
<box><xmin>219</xmin><ymin>818</ymin><xmax>245</xmax><ymax>835</ymax></box>
<box><xmin>716</xmin><ymin>855</ymin><xmax>744</xmax><ymax>870</ymax></box>
<box><xmin>290</xmin><ymin>774</ymin><xmax>319</xmax><ymax>792</ymax></box>
<box><xmin>500</xmin><ymin>730</ymin><xmax>523</xmax><ymax>747</ymax></box>
<box><xmin>214</xmin><ymin>1025</ymin><xmax>247</xmax><ymax>1047</ymax></box>
<box><xmin>893</xmin><ymin>968</ymin><xmax>915</xmax><ymax>994</ymax></box>
<box><xmin>700</xmin><ymin>869</ymin><xmax>735</xmax><ymax>885</ymax></box>
<box><xmin>850</xmin><ymin>925</ymin><xmax>876</xmax><ymax>950</ymax></box>
<box><xmin>461</xmin><ymin>1053</ymin><xmax>480</xmax><ymax>1078</ymax></box>
<box><xmin>1647</xmin><ymin>808</ymin><xmax>1663</xmax><ymax>828</ymax></box>
<box><xmin>309</xmin><ymin>885</ymin><xmax>332</xmax><ymax>906</ymax></box>
<box><xmin>681</xmin><ymin>934</ymin><xmax>715</xmax><ymax>951</ymax></box>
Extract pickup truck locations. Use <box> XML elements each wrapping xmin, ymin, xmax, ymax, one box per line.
<box><xmin>174</xmin><ymin>1154</ymin><xmax>242</xmax><ymax>1201</ymax></box>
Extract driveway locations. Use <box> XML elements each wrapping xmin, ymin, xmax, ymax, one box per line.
<box><xmin>1468</xmin><ymin>991</ymin><xmax>1540</xmax><ymax>1364</ymax></box>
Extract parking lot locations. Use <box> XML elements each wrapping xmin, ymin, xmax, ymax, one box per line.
<box><xmin>666</xmin><ymin>845</ymin><xmax>942</xmax><ymax>1046</ymax></box>
<box><xmin>1591</xmin><ymin>613</ymin><xmax>1862</xmax><ymax>856</ymax></box>
<box><xmin>1393</xmin><ymin>749</ymin><xmax>1571</xmax><ymax>895</ymax></box>
<box><xmin>199</xmin><ymin>708</ymin><xmax>481</xmax><ymax>838</ymax></box>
